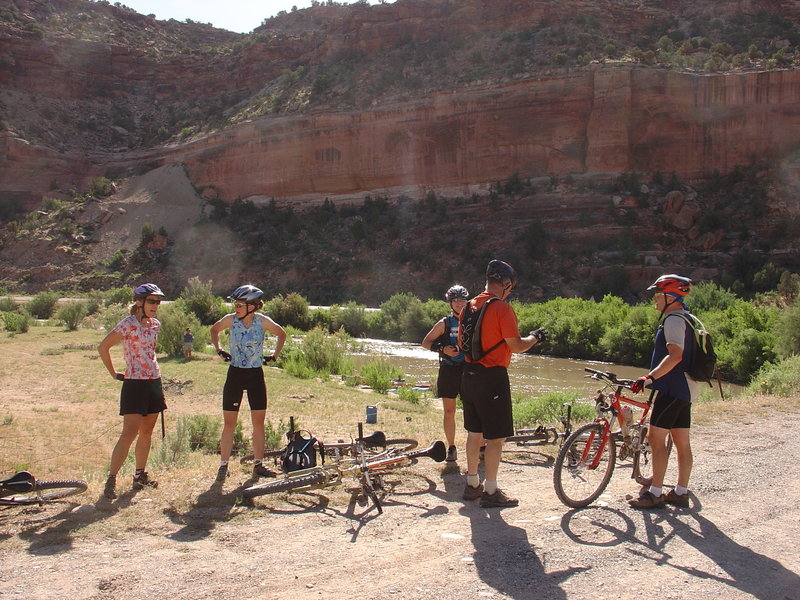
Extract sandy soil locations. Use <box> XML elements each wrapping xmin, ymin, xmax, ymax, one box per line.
<box><xmin>1</xmin><ymin>408</ymin><xmax>799</xmax><ymax>600</ymax></box>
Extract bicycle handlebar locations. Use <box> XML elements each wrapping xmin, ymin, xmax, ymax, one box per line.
<box><xmin>584</xmin><ymin>367</ymin><xmax>636</xmax><ymax>388</ymax></box>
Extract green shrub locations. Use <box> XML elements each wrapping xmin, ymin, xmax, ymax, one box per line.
<box><xmin>512</xmin><ymin>390</ymin><xmax>593</xmax><ymax>428</ymax></box>
<box><xmin>156</xmin><ymin>303</ymin><xmax>207</xmax><ymax>358</ymax></box>
<box><xmin>397</xmin><ymin>387</ymin><xmax>422</xmax><ymax>404</ymax></box>
<box><xmin>97</xmin><ymin>303</ymin><xmax>129</xmax><ymax>331</ymax></box>
<box><xmin>2</xmin><ymin>311</ymin><xmax>30</xmax><ymax>333</ymax></box>
<box><xmin>0</xmin><ymin>297</ymin><xmax>18</xmax><ymax>312</ymax></box>
<box><xmin>184</xmin><ymin>414</ymin><xmax>222</xmax><ymax>453</ymax></box>
<box><xmin>56</xmin><ymin>301</ymin><xmax>87</xmax><ymax>331</ymax></box>
<box><xmin>748</xmin><ymin>355</ymin><xmax>800</xmax><ymax>397</ymax></box>
<box><xmin>104</xmin><ymin>286</ymin><xmax>132</xmax><ymax>306</ymax></box>
<box><xmin>264</xmin><ymin>292</ymin><xmax>310</xmax><ymax>330</ymax></box>
<box><xmin>264</xmin><ymin>417</ymin><xmax>291</xmax><ymax>450</ymax></box>
<box><xmin>179</xmin><ymin>277</ymin><xmax>226</xmax><ymax>325</ymax></box>
<box><xmin>360</xmin><ymin>359</ymin><xmax>403</xmax><ymax>394</ymax></box>
<box><xmin>281</xmin><ymin>327</ymin><xmax>355</xmax><ymax>379</ymax></box>
<box><xmin>370</xmin><ymin>293</ymin><xmax>432</xmax><ymax>342</ymax></box>
<box><xmin>774</xmin><ymin>297</ymin><xmax>800</xmax><ymax>359</ymax></box>
<box><xmin>328</xmin><ymin>301</ymin><xmax>370</xmax><ymax>337</ymax></box>
<box><xmin>27</xmin><ymin>291</ymin><xmax>60</xmax><ymax>319</ymax></box>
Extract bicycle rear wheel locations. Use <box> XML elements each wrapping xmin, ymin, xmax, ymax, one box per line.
<box><xmin>0</xmin><ymin>479</ymin><xmax>88</xmax><ymax>505</ymax></box>
<box><xmin>242</xmin><ymin>471</ymin><xmax>328</xmax><ymax>498</ymax></box>
<box><xmin>553</xmin><ymin>423</ymin><xmax>616</xmax><ymax>508</ymax></box>
<box><xmin>633</xmin><ymin>427</ymin><xmax>674</xmax><ymax>485</ymax></box>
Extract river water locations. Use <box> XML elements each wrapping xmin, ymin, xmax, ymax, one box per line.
<box><xmin>352</xmin><ymin>338</ymin><xmax>648</xmax><ymax>398</ymax></box>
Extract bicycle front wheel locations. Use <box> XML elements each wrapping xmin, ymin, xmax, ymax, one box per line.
<box><xmin>553</xmin><ymin>423</ymin><xmax>616</xmax><ymax>508</ymax></box>
<box><xmin>0</xmin><ymin>479</ymin><xmax>88</xmax><ymax>505</ymax></box>
<box><xmin>242</xmin><ymin>471</ymin><xmax>327</xmax><ymax>498</ymax></box>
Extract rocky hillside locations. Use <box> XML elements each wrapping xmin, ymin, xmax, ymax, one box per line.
<box><xmin>1</xmin><ymin>0</ymin><xmax>799</xmax><ymax>301</ymax></box>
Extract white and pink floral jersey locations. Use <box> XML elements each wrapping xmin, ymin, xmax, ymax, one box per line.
<box><xmin>112</xmin><ymin>315</ymin><xmax>161</xmax><ymax>380</ymax></box>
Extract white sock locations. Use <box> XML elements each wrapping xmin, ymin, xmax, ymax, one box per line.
<box><xmin>219</xmin><ymin>461</ymin><xmax>228</xmax><ymax>467</ymax></box>
<box><xmin>675</xmin><ymin>485</ymin><xmax>688</xmax><ymax>496</ymax></box>
<box><xmin>484</xmin><ymin>480</ymin><xmax>497</xmax><ymax>495</ymax></box>
<box><xmin>649</xmin><ymin>485</ymin><xmax>663</xmax><ymax>497</ymax></box>
<box><xmin>467</xmin><ymin>474</ymin><xmax>481</xmax><ymax>488</ymax></box>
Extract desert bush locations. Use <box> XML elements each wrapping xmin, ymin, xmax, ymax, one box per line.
<box><xmin>748</xmin><ymin>355</ymin><xmax>800</xmax><ymax>397</ymax></box>
<box><xmin>264</xmin><ymin>292</ymin><xmax>310</xmax><ymax>330</ymax></box>
<box><xmin>179</xmin><ymin>276</ymin><xmax>226</xmax><ymax>325</ymax></box>
<box><xmin>0</xmin><ymin>297</ymin><xmax>18</xmax><ymax>312</ymax></box>
<box><xmin>328</xmin><ymin>301</ymin><xmax>370</xmax><ymax>337</ymax></box>
<box><xmin>360</xmin><ymin>359</ymin><xmax>403</xmax><ymax>394</ymax></box>
<box><xmin>56</xmin><ymin>301</ymin><xmax>87</xmax><ymax>331</ymax></box>
<box><xmin>281</xmin><ymin>327</ymin><xmax>355</xmax><ymax>379</ymax></box>
<box><xmin>156</xmin><ymin>302</ymin><xmax>207</xmax><ymax>358</ymax></box>
<box><xmin>27</xmin><ymin>291</ymin><xmax>60</xmax><ymax>319</ymax></box>
<box><xmin>2</xmin><ymin>311</ymin><xmax>31</xmax><ymax>333</ymax></box>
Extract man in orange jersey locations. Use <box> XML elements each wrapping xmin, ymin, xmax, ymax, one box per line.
<box><xmin>459</xmin><ymin>260</ymin><xmax>547</xmax><ymax>508</ymax></box>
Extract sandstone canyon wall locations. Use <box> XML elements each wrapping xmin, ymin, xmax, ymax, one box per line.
<box><xmin>118</xmin><ymin>66</ymin><xmax>800</xmax><ymax>203</ymax></box>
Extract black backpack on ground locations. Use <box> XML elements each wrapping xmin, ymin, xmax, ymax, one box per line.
<box><xmin>670</xmin><ymin>312</ymin><xmax>717</xmax><ymax>386</ymax></box>
<box><xmin>459</xmin><ymin>297</ymin><xmax>504</xmax><ymax>362</ymax></box>
<box><xmin>281</xmin><ymin>430</ymin><xmax>323</xmax><ymax>473</ymax></box>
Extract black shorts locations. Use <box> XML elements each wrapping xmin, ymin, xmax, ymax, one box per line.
<box><xmin>120</xmin><ymin>379</ymin><xmax>167</xmax><ymax>416</ymax></box>
<box><xmin>223</xmin><ymin>366</ymin><xmax>267</xmax><ymax>412</ymax></box>
<box><xmin>436</xmin><ymin>363</ymin><xmax>464</xmax><ymax>399</ymax></box>
<box><xmin>460</xmin><ymin>363</ymin><xmax>513</xmax><ymax>440</ymax></box>
<box><xmin>650</xmin><ymin>392</ymin><xmax>692</xmax><ymax>429</ymax></box>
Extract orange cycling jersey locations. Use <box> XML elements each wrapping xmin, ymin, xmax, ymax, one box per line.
<box><xmin>460</xmin><ymin>292</ymin><xmax>521</xmax><ymax>368</ymax></box>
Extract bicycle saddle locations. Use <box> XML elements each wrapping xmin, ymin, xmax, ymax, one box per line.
<box><xmin>0</xmin><ymin>471</ymin><xmax>35</xmax><ymax>492</ymax></box>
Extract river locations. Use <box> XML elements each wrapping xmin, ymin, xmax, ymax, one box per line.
<box><xmin>352</xmin><ymin>338</ymin><xmax>650</xmax><ymax>398</ymax></box>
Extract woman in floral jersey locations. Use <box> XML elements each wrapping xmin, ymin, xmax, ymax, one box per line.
<box><xmin>98</xmin><ymin>283</ymin><xmax>167</xmax><ymax>499</ymax></box>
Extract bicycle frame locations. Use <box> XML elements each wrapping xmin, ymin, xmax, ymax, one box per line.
<box><xmin>583</xmin><ymin>369</ymin><xmax>652</xmax><ymax>469</ymax></box>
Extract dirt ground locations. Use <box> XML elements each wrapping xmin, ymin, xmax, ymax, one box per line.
<box><xmin>1</xmin><ymin>406</ymin><xmax>799</xmax><ymax>600</ymax></box>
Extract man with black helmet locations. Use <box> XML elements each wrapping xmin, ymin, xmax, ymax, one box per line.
<box><xmin>422</xmin><ymin>284</ymin><xmax>470</xmax><ymax>462</ymax></box>
<box><xmin>460</xmin><ymin>260</ymin><xmax>547</xmax><ymax>508</ymax></box>
<box><xmin>211</xmin><ymin>285</ymin><xmax>287</xmax><ymax>482</ymax></box>
<box><xmin>628</xmin><ymin>274</ymin><xmax>699</xmax><ymax>509</ymax></box>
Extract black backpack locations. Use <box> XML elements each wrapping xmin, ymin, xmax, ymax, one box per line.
<box><xmin>281</xmin><ymin>430</ymin><xmax>323</xmax><ymax>473</ymax></box>
<box><xmin>670</xmin><ymin>313</ymin><xmax>717</xmax><ymax>386</ymax></box>
<box><xmin>459</xmin><ymin>297</ymin><xmax>504</xmax><ymax>361</ymax></box>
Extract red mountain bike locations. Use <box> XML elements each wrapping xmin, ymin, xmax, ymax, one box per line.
<box><xmin>553</xmin><ymin>368</ymin><xmax>673</xmax><ymax>508</ymax></box>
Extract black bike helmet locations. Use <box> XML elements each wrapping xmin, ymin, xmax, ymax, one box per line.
<box><xmin>486</xmin><ymin>259</ymin><xmax>518</xmax><ymax>289</ymax></box>
<box><xmin>228</xmin><ymin>284</ymin><xmax>264</xmax><ymax>303</ymax></box>
<box><xmin>133</xmin><ymin>283</ymin><xmax>165</xmax><ymax>300</ymax></box>
<box><xmin>647</xmin><ymin>274</ymin><xmax>692</xmax><ymax>297</ymax></box>
<box><xmin>445</xmin><ymin>285</ymin><xmax>469</xmax><ymax>302</ymax></box>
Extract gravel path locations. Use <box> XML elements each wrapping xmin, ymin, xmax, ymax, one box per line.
<box><xmin>1</xmin><ymin>407</ymin><xmax>799</xmax><ymax>600</ymax></box>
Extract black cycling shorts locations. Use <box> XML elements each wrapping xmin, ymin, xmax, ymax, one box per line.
<box><xmin>436</xmin><ymin>363</ymin><xmax>464</xmax><ymax>399</ymax></box>
<box><xmin>222</xmin><ymin>366</ymin><xmax>267</xmax><ymax>412</ymax></box>
<box><xmin>119</xmin><ymin>378</ymin><xmax>167</xmax><ymax>416</ymax></box>
<box><xmin>650</xmin><ymin>391</ymin><xmax>692</xmax><ymax>430</ymax></box>
<box><xmin>460</xmin><ymin>363</ymin><xmax>513</xmax><ymax>440</ymax></box>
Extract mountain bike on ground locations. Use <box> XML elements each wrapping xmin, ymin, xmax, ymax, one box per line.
<box><xmin>552</xmin><ymin>368</ymin><xmax>673</xmax><ymax>508</ymax></box>
<box><xmin>0</xmin><ymin>471</ymin><xmax>88</xmax><ymax>506</ymax></box>
<box><xmin>242</xmin><ymin>423</ymin><xmax>445</xmax><ymax>514</ymax></box>
<box><xmin>506</xmin><ymin>401</ymin><xmax>573</xmax><ymax>449</ymax></box>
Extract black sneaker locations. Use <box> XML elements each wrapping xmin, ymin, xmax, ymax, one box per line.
<box><xmin>480</xmin><ymin>488</ymin><xmax>519</xmax><ymax>508</ymax></box>
<box><xmin>215</xmin><ymin>464</ymin><xmax>229</xmax><ymax>482</ymax></box>
<box><xmin>253</xmin><ymin>463</ymin><xmax>277</xmax><ymax>478</ymax></box>
<box><xmin>132</xmin><ymin>471</ymin><xmax>158</xmax><ymax>490</ymax></box>
<box><xmin>446</xmin><ymin>445</ymin><xmax>458</xmax><ymax>462</ymax></box>
<box><xmin>103</xmin><ymin>475</ymin><xmax>117</xmax><ymax>499</ymax></box>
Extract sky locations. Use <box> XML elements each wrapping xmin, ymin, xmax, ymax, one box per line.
<box><xmin>118</xmin><ymin>1</ymin><xmax>391</xmax><ymax>34</ymax></box>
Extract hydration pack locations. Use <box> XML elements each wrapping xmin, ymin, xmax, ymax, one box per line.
<box><xmin>459</xmin><ymin>297</ymin><xmax>504</xmax><ymax>361</ymax></box>
<box><xmin>281</xmin><ymin>430</ymin><xmax>323</xmax><ymax>473</ymax></box>
<box><xmin>670</xmin><ymin>313</ymin><xmax>717</xmax><ymax>386</ymax></box>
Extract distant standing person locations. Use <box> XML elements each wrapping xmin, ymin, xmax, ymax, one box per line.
<box><xmin>210</xmin><ymin>285</ymin><xmax>286</xmax><ymax>481</ymax></box>
<box><xmin>460</xmin><ymin>260</ymin><xmax>547</xmax><ymax>508</ymax></box>
<box><xmin>183</xmin><ymin>327</ymin><xmax>194</xmax><ymax>360</ymax></box>
<box><xmin>628</xmin><ymin>274</ymin><xmax>699</xmax><ymax>509</ymax></box>
<box><xmin>98</xmin><ymin>283</ymin><xmax>167</xmax><ymax>500</ymax></box>
<box><xmin>422</xmin><ymin>284</ymin><xmax>470</xmax><ymax>462</ymax></box>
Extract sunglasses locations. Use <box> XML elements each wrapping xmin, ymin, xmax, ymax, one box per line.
<box><xmin>234</xmin><ymin>302</ymin><xmax>248</xmax><ymax>309</ymax></box>
<box><xmin>145</xmin><ymin>298</ymin><xmax>162</xmax><ymax>305</ymax></box>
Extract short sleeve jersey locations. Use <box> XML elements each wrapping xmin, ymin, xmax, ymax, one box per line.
<box><xmin>112</xmin><ymin>315</ymin><xmax>161</xmax><ymax>380</ymax></box>
<box><xmin>229</xmin><ymin>313</ymin><xmax>266</xmax><ymax>368</ymax></box>
<box><xmin>650</xmin><ymin>310</ymin><xmax>699</xmax><ymax>402</ymax></box>
<box><xmin>462</xmin><ymin>292</ymin><xmax>521</xmax><ymax>368</ymax></box>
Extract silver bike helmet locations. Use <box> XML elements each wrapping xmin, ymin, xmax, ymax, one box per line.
<box><xmin>228</xmin><ymin>284</ymin><xmax>264</xmax><ymax>303</ymax></box>
<box><xmin>133</xmin><ymin>283</ymin><xmax>166</xmax><ymax>300</ymax></box>
<box><xmin>445</xmin><ymin>285</ymin><xmax>469</xmax><ymax>302</ymax></box>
